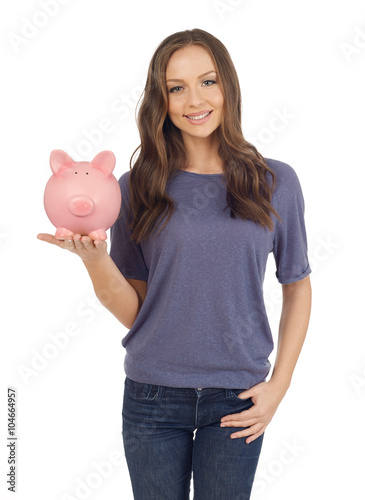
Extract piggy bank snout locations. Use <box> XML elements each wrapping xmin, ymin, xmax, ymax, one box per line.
<box><xmin>67</xmin><ymin>195</ymin><xmax>95</xmax><ymax>217</ymax></box>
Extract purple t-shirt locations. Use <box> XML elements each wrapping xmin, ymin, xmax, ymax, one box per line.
<box><xmin>109</xmin><ymin>158</ymin><xmax>311</xmax><ymax>389</ymax></box>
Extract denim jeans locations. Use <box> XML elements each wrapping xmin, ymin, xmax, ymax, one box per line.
<box><xmin>122</xmin><ymin>376</ymin><xmax>264</xmax><ymax>500</ymax></box>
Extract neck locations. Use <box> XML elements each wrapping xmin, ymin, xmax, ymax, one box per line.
<box><xmin>181</xmin><ymin>132</ymin><xmax>223</xmax><ymax>174</ymax></box>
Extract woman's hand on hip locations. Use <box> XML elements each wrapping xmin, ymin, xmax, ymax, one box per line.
<box><xmin>220</xmin><ymin>380</ymin><xmax>288</xmax><ymax>443</ymax></box>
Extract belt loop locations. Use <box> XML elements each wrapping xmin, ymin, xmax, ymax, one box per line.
<box><xmin>225</xmin><ymin>388</ymin><xmax>231</xmax><ymax>398</ymax></box>
<box><xmin>158</xmin><ymin>384</ymin><xmax>165</xmax><ymax>398</ymax></box>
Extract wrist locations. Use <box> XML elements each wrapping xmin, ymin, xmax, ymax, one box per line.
<box><xmin>82</xmin><ymin>252</ymin><xmax>110</xmax><ymax>270</ymax></box>
<box><xmin>269</xmin><ymin>375</ymin><xmax>291</xmax><ymax>396</ymax></box>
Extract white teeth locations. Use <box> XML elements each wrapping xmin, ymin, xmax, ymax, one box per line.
<box><xmin>186</xmin><ymin>111</ymin><xmax>210</xmax><ymax>120</ymax></box>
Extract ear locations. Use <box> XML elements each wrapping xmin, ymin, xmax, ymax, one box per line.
<box><xmin>90</xmin><ymin>151</ymin><xmax>116</xmax><ymax>176</ymax></box>
<box><xmin>50</xmin><ymin>150</ymin><xmax>75</xmax><ymax>175</ymax></box>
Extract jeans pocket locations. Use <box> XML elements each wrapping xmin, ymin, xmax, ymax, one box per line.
<box><xmin>231</xmin><ymin>389</ymin><xmax>250</xmax><ymax>401</ymax></box>
<box><xmin>125</xmin><ymin>377</ymin><xmax>158</xmax><ymax>400</ymax></box>
<box><xmin>230</xmin><ymin>389</ymin><xmax>252</xmax><ymax>404</ymax></box>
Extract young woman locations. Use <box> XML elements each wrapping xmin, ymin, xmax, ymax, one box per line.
<box><xmin>38</xmin><ymin>29</ymin><xmax>312</xmax><ymax>500</ymax></box>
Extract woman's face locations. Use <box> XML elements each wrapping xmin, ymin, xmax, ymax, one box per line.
<box><xmin>165</xmin><ymin>45</ymin><xmax>224</xmax><ymax>142</ymax></box>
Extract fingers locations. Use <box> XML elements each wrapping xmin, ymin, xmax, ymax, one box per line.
<box><xmin>66</xmin><ymin>235</ymin><xmax>97</xmax><ymax>251</ymax></box>
<box><xmin>72</xmin><ymin>235</ymin><xmax>106</xmax><ymax>252</ymax></box>
<box><xmin>80</xmin><ymin>236</ymin><xmax>95</xmax><ymax>249</ymax></box>
<box><xmin>221</xmin><ymin>416</ymin><xmax>257</xmax><ymax>428</ymax></box>
<box><xmin>230</xmin><ymin>423</ymin><xmax>260</xmax><ymax>438</ymax></box>
<box><xmin>230</xmin><ymin>424</ymin><xmax>265</xmax><ymax>443</ymax></box>
<box><xmin>73</xmin><ymin>234</ymin><xmax>81</xmax><ymax>249</ymax></box>
<box><xmin>38</xmin><ymin>233</ymin><xmax>107</xmax><ymax>260</ymax></box>
<box><xmin>94</xmin><ymin>239</ymin><xmax>107</xmax><ymax>250</ymax></box>
<box><xmin>82</xmin><ymin>236</ymin><xmax>107</xmax><ymax>252</ymax></box>
<box><xmin>236</xmin><ymin>389</ymin><xmax>254</xmax><ymax>400</ymax></box>
<box><xmin>245</xmin><ymin>427</ymin><xmax>266</xmax><ymax>444</ymax></box>
<box><xmin>65</xmin><ymin>237</ymin><xmax>75</xmax><ymax>250</ymax></box>
<box><xmin>37</xmin><ymin>233</ymin><xmax>65</xmax><ymax>247</ymax></box>
<box><xmin>221</xmin><ymin>407</ymin><xmax>256</xmax><ymax>424</ymax></box>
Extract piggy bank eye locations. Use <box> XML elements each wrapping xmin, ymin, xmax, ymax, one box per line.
<box><xmin>74</xmin><ymin>171</ymin><xmax>78</xmax><ymax>174</ymax></box>
<box><xmin>86</xmin><ymin>172</ymin><xmax>89</xmax><ymax>175</ymax></box>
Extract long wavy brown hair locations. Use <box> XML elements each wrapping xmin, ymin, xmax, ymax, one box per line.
<box><xmin>127</xmin><ymin>28</ymin><xmax>282</xmax><ymax>244</ymax></box>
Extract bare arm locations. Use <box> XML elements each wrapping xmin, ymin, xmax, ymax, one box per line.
<box><xmin>220</xmin><ymin>274</ymin><xmax>312</xmax><ymax>443</ymax></box>
<box><xmin>270</xmin><ymin>274</ymin><xmax>312</xmax><ymax>392</ymax></box>
<box><xmin>37</xmin><ymin>233</ymin><xmax>147</xmax><ymax>329</ymax></box>
<box><xmin>82</xmin><ymin>255</ymin><xmax>147</xmax><ymax>329</ymax></box>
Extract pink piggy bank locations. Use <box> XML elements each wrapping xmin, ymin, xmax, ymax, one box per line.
<box><xmin>44</xmin><ymin>149</ymin><xmax>121</xmax><ymax>240</ymax></box>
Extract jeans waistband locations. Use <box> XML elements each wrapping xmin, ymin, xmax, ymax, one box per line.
<box><xmin>125</xmin><ymin>376</ymin><xmax>245</xmax><ymax>399</ymax></box>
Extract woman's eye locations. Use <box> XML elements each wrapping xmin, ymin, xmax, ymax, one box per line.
<box><xmin>202</xmin><ymin>80</ymin><xmax>216</xmax><ymax>86</ymax></box>
<box><xmin>169</xmin><ymin>86</ymin><xmax>183</xmax><ymax>93</ymax></box>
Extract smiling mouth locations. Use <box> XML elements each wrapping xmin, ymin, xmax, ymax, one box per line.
<box><xmin>184</xmin><ymin>110</ymin><xmax>213</xmax><ymax>120</ymax></box>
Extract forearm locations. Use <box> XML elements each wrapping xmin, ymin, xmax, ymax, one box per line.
<box><xmin>82</xmin><ymin>254</ymin><xmax>140</xmax><ymax>329</ymax></box>
<box><xmin>270</xmin><ymin>276</ymin><xmax>312</xmax><ymax>393</ymax></box>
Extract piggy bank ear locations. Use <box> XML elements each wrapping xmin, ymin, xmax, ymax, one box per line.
<box><xmin>90</xmin><ymin>151</ymin><xmax>116</xmax><ymax>176</ymax></box>
<box><xmin>50</xmin><ymin>150</ymin><xmax>75</xmax><ymax>175</ymax></box>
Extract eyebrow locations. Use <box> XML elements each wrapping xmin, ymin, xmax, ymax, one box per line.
<box><xmin>166</xmin><ymin>70</ymin><xmax>217</xmax><ymax>83</ymax></box>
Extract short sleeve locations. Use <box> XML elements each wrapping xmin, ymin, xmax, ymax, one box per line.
<box><xmin>272</xmin><ymin>165</ymin><xmax>311</xmax><ymax>285</ymax></box>
<box><xmin>109</xmin><ymin>171</ymin><xmax>149</xmax><ymax>280</ymax></box>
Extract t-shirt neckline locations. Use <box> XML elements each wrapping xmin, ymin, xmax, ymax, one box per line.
<box><xmin>177</xmin><ymin>169</ymin><xmax>224</xmax><ymax>177</ymax></box>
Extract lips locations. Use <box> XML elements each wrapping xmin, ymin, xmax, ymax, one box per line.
<box><xmin>184</xmin><ymin>110</ymin><xmax>212</xmax><ymax>120</ymax></box>
<box><xmin>183</xmin><ymin>110</ymin><xmax>214</xmax><ymax>126</ymax></box>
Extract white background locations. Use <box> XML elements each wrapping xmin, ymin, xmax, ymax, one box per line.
<box><xmin>1</xmin><ymin>0</ymin><xmax>364</xmax><ymax>498</ymax></box>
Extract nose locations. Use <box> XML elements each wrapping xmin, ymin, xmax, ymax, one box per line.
<box><xmin>68</xmin><ymin>195</ymin><xmax>95</xmax><ymax>217</ymax></box>
<box><xmin>187</xmin><ymin>86</ymin><xmax>205</xmax><ymax>108</ymax></box>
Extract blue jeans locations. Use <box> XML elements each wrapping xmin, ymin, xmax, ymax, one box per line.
<box><xmin>122</xmin><ymin>376</ymin><xmax>264</xmax><ymax>500</ymax></box>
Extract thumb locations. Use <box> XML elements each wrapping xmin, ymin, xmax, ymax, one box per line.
<box><xmin>238</xmin><ymin>387</ymin><xmax>256</xmax><ymax>400</ymax></box>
